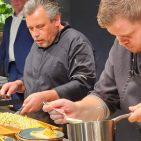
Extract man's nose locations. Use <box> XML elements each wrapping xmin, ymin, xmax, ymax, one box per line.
<box><xmin>32</xmin><ymin>29</ymin><xmax>40</xmax><ymax>38</ymax></box>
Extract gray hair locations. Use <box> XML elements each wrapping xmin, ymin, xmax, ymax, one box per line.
<box><xmin>97</xmin><ymin>0</ymin><xmax>141</xmax><ymax>28</ymax></box>
<box><xmin>23</xmin><ymin>0</ymin><xmax>61</xmax><ymax>20</ymax></box>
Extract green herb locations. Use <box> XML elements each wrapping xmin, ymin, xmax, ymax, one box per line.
<box><xmin>0</xmin><ymin>0</ymin><xmax>13</xmax><ymax>31</ymax></box>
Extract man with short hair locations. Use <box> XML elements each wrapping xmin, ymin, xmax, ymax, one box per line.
<box><xmin>0</xmin><ymin>0</ymin><xmax>96</xmax><ymax>124</ymax></box>
<box><xmin>43</xmin><ymin>0</ymin><xmax>141</xmax><ymax>130</ymax></box>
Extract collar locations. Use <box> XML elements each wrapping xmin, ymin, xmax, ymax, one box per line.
<box><xmin>38</xmin><ymin>22</ymin><xmax>71</xmax><ymax>49</ymax></box>
<box><xmin>53</xmin><ymin>22</ymin><xmax>71</xmax><ymax>44</ymax></box>
<box><xmin>12</xmin><ymin>10</ymin><xmax>23</xmax><ymax>18</ymax></box>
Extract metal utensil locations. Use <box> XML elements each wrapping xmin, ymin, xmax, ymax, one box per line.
<box><xmin>15</xmin><ymin>107</ymin><xmax>23</xmax><ymax>114</ymax></box>
<box><xmin>43</xmin><ymin>101</ymin><xmax>82</xmax><ymax>124</ymax></box>
<box><xmin>112</xmin><ymin>113</ymin><xmax>131</xmax><ymax>123</ymax></box>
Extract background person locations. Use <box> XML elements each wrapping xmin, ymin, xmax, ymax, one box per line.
<box><xmin>0</xmin><ymin>0</ymin><xmax>33</xmax><ymax>110</ymax></box>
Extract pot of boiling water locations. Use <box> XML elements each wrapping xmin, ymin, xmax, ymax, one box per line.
<box><xmin>67</xmin><ymin>113</ymin><xmax>130</xmax><ymax>141</ymax></box>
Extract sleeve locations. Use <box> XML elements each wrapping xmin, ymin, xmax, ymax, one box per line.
<box><xmin>55</xmin><ymin>36</ymin><xmax>96</xmax><ymax>101</ymax></box>
<box><xmin>91</xmin><ymin>39</ymin><xmax>121</xmax><ymax>114</ymax></box>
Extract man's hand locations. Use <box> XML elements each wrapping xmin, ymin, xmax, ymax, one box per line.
<box><xmin>42</xmin><ymin>99</ymin><xmax>79</xmax><ymax>124</ymax></box>
<box><xmin>129</xmin><ymin>103</ymin><xmax>141</xmax><ymax>122</ymax></box>
<box><xmin>20</xmin><ymin>89</ymin><xmax>59</xmax><ymax>115</ymax></box>
<box><xmin>0</xmin><ymin>80</ymin><xmax>23</xmax><ymax>98</ymax></box>
<box><xmin>20</xmin><ymin>92</ymin><xmax>45</xmax><ymax>115</ymax></box>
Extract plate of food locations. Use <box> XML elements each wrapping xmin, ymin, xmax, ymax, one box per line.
<box><xmin>15</xmin><ymin>127</ymin><xmax>64</xmax><ymax>141</ymax></box>
<box><xmin>0</xmin><ymin>135</ymin><xmax>16</xmax><ymax>141</ymax></box>
<box><xmin>0</xmin><ymin>112</ymin><xmax>61</xmax><ymax>135</ymax></box>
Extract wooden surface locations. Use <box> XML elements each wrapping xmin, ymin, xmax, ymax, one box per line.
<box><xmin>0</xmin><ymin>107</ymin><xmax>61</xmax><ymax>135</ymax></box>
<box><xmin>0</xmin><ymin>125</ymin><xmax>20</xmax><ymax>135</ymax></box>
<box><xmin>0</xmin><ymin>115</ymin><xmax>61</xmax><ymax>135</ymax></box>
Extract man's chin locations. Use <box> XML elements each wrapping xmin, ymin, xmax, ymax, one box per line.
<box><xmin>37</xmin><ymin>43</ymin><xmax>48</xmax><ymax>48</ymax></box>
<box><xmin>128</xmin><ymin>49</ymin><xmax>141</xmax><ymax>53</ymax></box>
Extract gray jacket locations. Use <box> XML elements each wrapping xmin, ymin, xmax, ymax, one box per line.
<box><xmin>93</xmin><ymin>39</ymin><xmax>141</xmax><ymax>114</ymax></box>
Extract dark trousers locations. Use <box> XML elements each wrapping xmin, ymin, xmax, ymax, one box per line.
<box><xmin>8</xmin><ymin>61</ymin><xmax>24</xmax><ymax>111</ymax></box>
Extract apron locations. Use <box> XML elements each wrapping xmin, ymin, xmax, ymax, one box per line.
<box><xmin>121</xmin><ymin>53</ymin><xmax>141</xmax><ymax>112</ymax></box>
<box><xmin>121</xmin><ymin>53</ymin><xmax>141</xmax><ymax>138</ymax></box>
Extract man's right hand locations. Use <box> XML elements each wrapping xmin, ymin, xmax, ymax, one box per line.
<box><xmin>42</xmin><ymin>99</ymin><xmax>79</xmax><ymax>124</ymax></box>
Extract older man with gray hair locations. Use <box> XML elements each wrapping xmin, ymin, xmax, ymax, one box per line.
<box><xmin>0</xmin><ymin>0</ymin><xmax>96</xmax><ymax>129</ymax></box>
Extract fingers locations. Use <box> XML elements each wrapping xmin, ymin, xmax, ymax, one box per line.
<box><xmin>20</xmin><ymin>100</ymin><xmax>34</xmax><ymax>115</ymax></box>
<box><xmin>0</xmin><ymin>94</ymin><xmax>11</xmax><ymax>100</ymax></box>
<box><xmin>21</xmin><ymin>94</ymin><xmax>44</xmax><ymax>114</ymax></box>
<box><xmin>43</xmin><ymin>99</ymin><xmax>72</xmax><ymax>113</ymax></box>
<box><xmin>20</xmin><ymin>105</ymin><xmax>34</xmax><ymax>115</ymax></box>
<box><xmin>19</xmin><ymin>95</ymin><xmax>32</xmax><ymax>114</ymax></box>
<box><xmin>42</xmin><ymin>103</ymin><xmax>53</xmax><ymax>113</ymax></box>
<box><xmin>43</xmin><ymin>99</ymin><xmax>79</xmax><ymax>124</ymax></box>
<box><xmin>0</xmin><ymin>82</ymin><xmax>18</xmax><ymax>97</ymax></box>
<box><xmin>128</xmin><ymin>113</ymin><xmax>140</xmax><ymax>122</ymax></box>
<box><xmin>49</xmin><ymin>99</ymin><xmax>68</xmax><ymax>108</ymax></box>
<box><xmin>49</xmin><ymin>111</ymin><xmax>67</xmax><ymax>124</ymax></box>
<box><xmin>20</xmin><ymin>97</ymin><xmax>34</xmax><ymax>114</ymax></box>
<box><xmin>53</xmin><ymin>118</ymin><xmax>67</xmax><ymax>124</ymax></box>
<box><xmin>42</xmin><ymin>99</ymin><xmax>65</xmax><ymax>113</ymax></box>
<box><xmin>5</xmin><ymin>86</ymin><xmax>16</xmax><ymax>96</ymax></box>
<box><xmin>0</xmin><ymin>83</ymin><xmax>9</xmax><ymax>96</ymax></box>
<box><xmin>43</xmin><ymin>103</ymin><xmax>67</xmax><ymax>124</ymax></box>
<box><xmin>128</xmin><ymin>103</ymin><xmax>141</xmax><ymax>122</ymax></box>
<box><xmin>129</xmin><ymin>103</ymin><xmax>141</xmax><ymax>112</ymax></box>
<box><xmin>20</xmin><ymin>106</ymin><xmax>28</xmax><ymax>115</ymax></box>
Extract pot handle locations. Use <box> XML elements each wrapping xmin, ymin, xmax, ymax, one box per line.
<box><xmin>112</xmin><ymin>113</ymin><xmax>131</xmax><ymax>123</ymax></box>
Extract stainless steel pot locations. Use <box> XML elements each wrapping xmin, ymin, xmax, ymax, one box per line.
<box><xmin>67</xmin><ymin>113</ymin><xmax>130</xmax><ymax>141</ymax></box>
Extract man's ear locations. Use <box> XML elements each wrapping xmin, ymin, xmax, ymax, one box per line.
<box><xmin>54</xmin><ymin>15</ymin><xmax>61</xmax><ymax>26</ymax></box>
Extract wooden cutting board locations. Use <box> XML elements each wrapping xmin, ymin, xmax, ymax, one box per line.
<box><xmin>0</xmin><ymin>112</ymin><xmax>62</xmax><ymax>135</ymax></box>
<box><xmin>0</xmin><ymin>121</ymin><xmax>62</xmax><ymax>135</ymax></box>
<box><xmin>0</xmin><ymin>125</ymin><xmax>21</xmax><ymax>135</ymax></box>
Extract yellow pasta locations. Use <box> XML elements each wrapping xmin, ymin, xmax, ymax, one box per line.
<box><xmin>0</xmin><ymin>112</ymin><xmax>44</xmax><ymax>129</ymax></box>
<box><xmin>30</xmin><ymin>127</ymin><xmax>58</xmax><ymax>139</ymax></box>
<box><xmin>42</xmin><ymin>127</ymin><xmax>57</xmax><ymax>138</ymax></box>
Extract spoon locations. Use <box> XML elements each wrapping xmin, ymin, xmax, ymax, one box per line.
<box><xmin>43</xmin><ymin>101</ymin><xmax>82</xmax><ymax>124</ymax></box>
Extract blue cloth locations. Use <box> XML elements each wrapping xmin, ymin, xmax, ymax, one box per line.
<box><xmin>8</xmin><ymin>62</ymin><xmax>24</xmax><ymax>110</ymax></box>
<box><xmin>0</xmin><ymin>16</ymin><xmax>34</xmax><ymax>110</ymax></box>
